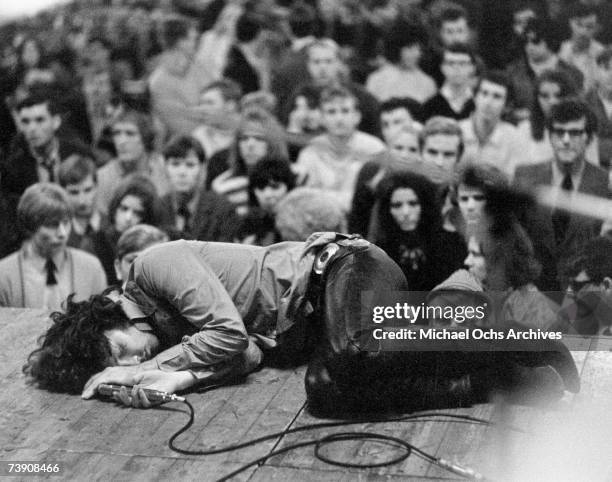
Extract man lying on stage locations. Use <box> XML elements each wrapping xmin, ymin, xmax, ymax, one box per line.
<box><xmin>24</xmin><ymin>233</ymin><xmax>579</xmax><ymax>413</ymax></box>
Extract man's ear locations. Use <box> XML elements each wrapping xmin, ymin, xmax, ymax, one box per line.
<box><xmin>51</xmin><ymin>114</ymin><xmax>62</xmax><ymax>132</ymax></box>
<box><xmin>114</xmin><ymin>259</ymin><xmax>123</xmax><ymax>282</ymax></box>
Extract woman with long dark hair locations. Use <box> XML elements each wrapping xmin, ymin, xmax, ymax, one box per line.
<box><xmin>371</xmin><ymin>170</ymin><xmax>465</xmax><ymax>291</ymax></box>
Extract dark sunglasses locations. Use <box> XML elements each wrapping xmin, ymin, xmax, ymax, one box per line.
<box><xmin>550</xmin><ymin>127</ymin><xmax>586</xmax><ymax>139</ymax></box>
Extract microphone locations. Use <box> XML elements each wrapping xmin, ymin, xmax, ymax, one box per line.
<box><xmin>97</xmin><ymin>384</ymin><xmax>186</xmax><ymax>403</ymax></box>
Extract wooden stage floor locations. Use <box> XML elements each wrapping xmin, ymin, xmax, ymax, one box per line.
<box><xmin>1</xmin><ymin>308</ymin><xmax>611</xmax><ymax>481</ymax></box>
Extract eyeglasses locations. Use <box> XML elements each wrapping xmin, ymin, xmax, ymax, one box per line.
<box><xmin>550</xmin><ymin>127</ymin><xmax>586</xmax><ymax>139</ymax></box>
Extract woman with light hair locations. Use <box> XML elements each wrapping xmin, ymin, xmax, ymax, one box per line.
<box><xmin>207</xmin><ymin>107</ymin><xmax>289</xmax><ymax>216</ymax></box>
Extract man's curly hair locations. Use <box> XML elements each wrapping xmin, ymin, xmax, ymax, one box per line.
<box><xmin>23</xmin><ymin>291</ymin><xmax>130</xmax><ymax>394</ymax></box>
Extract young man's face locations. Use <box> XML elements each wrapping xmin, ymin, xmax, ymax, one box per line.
<box><xmin>321</xmin><ymin>97</ymin><xmax>361</xmax><ymax>138</ymax></box>
<box><xmin>381</xmin><ymin>107</ymin><xmax>413</xmax><ymax>143</ymax></box>
<box><xmin>165</xmin><ymin>149</ymin><xmax>202</xmax><ymax>194</ymax></box>
<box><xmin>112</xmin><ymin>121</ymin><xmax>145</xmax><ymax>164</ymax></box>
<box><xmin>307</xmin><ymin>45</ymin><xmax>340</xmax><ymax>86</ymax></box>
<box><xmin>524</xmin><ymin>33</ymin><xmax>551</xmax><ymax>63</ymax></box>
<box><xmin>104</xmin><ymin>324</ymin><xmax>160</xmax><ymax>366</ymax></box>
<box><xmin>550</xmin><ymin>117</ymin><xmax>589</xmax><ymax>168</ymax></box>
<box><xmin>596</xmin><ymin>60</ymin><xmax>612</xmax><ymax>93</ymax></box>
<box><xmin>115</xmin><ymin>195</ymin><xmax>145</xmax><ymax>233</ymax></box>
<box><xmin>421</xmin><ymin>133</ymin><xmax>461</xmax><ymax>175</ymax></box>
<box><xmin>440</xmin><ymin>17</ymin><xmax>470</xmax><ymax>46</ymax></box>
<box><xmin>254</xmin><ymin>180</ymin><xmax>288</xmax><ymax>213</ymax></box>
<box><xmin>474</xmin><ymin>79</ymin><xmax>507</xmax><ymax>122</ymax></box>
<box><xmin>31</xmin><ymin>218</ymin><xmax>71</xmax><ymax>258</ymax></box>
<box><xmin>114</xmin><ymin>250</ymin><xmax>143</xmax><ymax>283</ymax></box>
<box><xmin>17</xmin><ymin>103</ymin><xmax>61</xmax><ymax>149</ymax></box>
<box><xmin>440</xmin><ymin>51</ymin><xmax>474</xmax><ymax>88</ymax></box>
<box><xmin>389</xmin><ymin>131</ymin><xmax>420</xmax><ymax>162</ymax></box>
<box><xmin>457</xmin><ymin>184</ymin><xmax>486</xmax><ymax>225</ymax></box>
<box><xmin>65</xmin><ymin>175</ymin><xmax>97</xmax><ymax>219</ymax></box>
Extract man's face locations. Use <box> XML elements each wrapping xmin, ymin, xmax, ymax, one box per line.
<box><xmin>421</xmin><ymin>133</ymin><xmax>461</xmax><ymax>176</ymax></box>
<box><xmin>389</xmin><ymin>131</ymin><xmax>420</xmax><ymax>162</ymax></box>
<box><xmin>112</xmin><ymin>121</ymin><xmax>145</xmax><ymax>164</ymax></box>
<box><xmin>513</xmin><ymin>8</ymin><xmax>536</xmax><ymax>36</ymax></box>
<box><xmin>550</xmin><ymin>117</ymin><xmax>589</xmax><ymax>168</ymax></box>
<box><xmin>440</xmin><ymin>51</ymin><xmax>474</xmax><ymax>88</ymax></box>
<box><xmin>399</xmin><ymin>44</ymin><xmax>421</xmax><ymax>69</ymax></box>
<box><xmin>596</xmin><ymin>60</ymin><xmax>612</xmax><ymax>93</ymax></box>
<box><xmin>104</xmin><ymin>324</ymin><xmax>160</xmax><ymax>366</ymax></box>
<box><xmin>440</xmin><ymin>17</ymin><xmax>470</xmax><ymax>46</ymax></box>
<box><xmin>114</xmin><ymin>250</ymin><xmax>144</xmax><ymax>283</ymax></box>
<box><xmin>115</xmin><ymin>195</ymin><xmax>144</xmax><ymax>233</ymax></box>
<box><xmin>65</xmin><ymin>175</ymin><xmax>97</xmax><ymax>219</ymax></box>
<box><xmin>307</xmin><ymin>45</ymin><xmax>340</xmax><ymax>86</ymax></box>
<box><xmin>17</xmin><ymin>103</ymin><xmax>60</xmax><ymax>149</ymax></box>
<box><xmin>524</xmin><ymin>32</ymin><xmax>551</xmax><ymax>63</ymax></box>
<box><xmin>457</xmin><ymin>184</ymin><xmax>486</xmax><ymax>225</ymax></box>
<box><xmin>381</xmin><ymin>107</ymin><xmax>413</xmax><ymax>143</ymax></box>
<box><xmin>474</xmin><ymin>79</ymin><xmax>507</xmax><ymax>122</ymax></box>
<box><xmin>31</xmin><ymin>218</ymin><xmax>71</xmax><ymax>258</ymax></box>
<box><xmin>321</xmin><ymin>97</ymin><xmax>361</xmax><ymax>138</ymax></box>
<box><xmin>563</xmin><ymin>269</ymin><xmax>612</xmax><ymax>334</ymax></box>
<box><xmin>165</xmin><ymin>150</ymin><xmax>202</xmax><ymax>194</ymax></box>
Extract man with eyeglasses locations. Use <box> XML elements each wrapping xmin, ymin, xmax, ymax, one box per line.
<box><xmin>514</xmin><ymin>99</ymin><xmax>610</xmax><ymax>290</ymax></box>
<box><xmin>555</xmin><ymin>236</ymin><xmax>612</xmax><ymax>335</ymax></box>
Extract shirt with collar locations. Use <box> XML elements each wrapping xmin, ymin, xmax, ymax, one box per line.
<box><xmin>559</xmin><ymin>39</ymin><xmax>604</xmax><ymax>91</ymax></box>
<box><xmin>31</xmin><ymin>138</ymin><xmax>60</xmax><ymax>183</ymax></box>
<box><xmin>21</xmin><ymin>242</ymin><xmax>71</xmax><ymax>310</ymax></box>
<box><xmin>440</xmin><ymin>84</ymin><xmax>474</xmax><ymax>115</ymax></box>
<box><xmin>551</xmin><ymin>157</ymin><xmax>586</xmax><ymax>193</ymax></box>
<box><xmin>459</xmin><ymin>117</ymin><xmax>523</xmax><ymax>179</ymax></box>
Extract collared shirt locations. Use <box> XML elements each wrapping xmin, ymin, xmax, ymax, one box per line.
<box><xmin>559</xmin><ymin>39</ymin><xmax>604</xmax><ymax>91</ymax></box>
<box><xmin>122</xmin><ymin>234</ymin><xmax>347</xmax><ymax>380</ymax></box>
<box><xmin>552</xmin><ymin>157</ymin><xmax>586</xmax><ymax>192</ymax></box>
<box><xmin>21</xmin><ymin>242</ymin><xmax>71</xmax><ymax>310</ymax></box>
<box><xmin>31</xmin><ymin>138</ymin><xmax>60</xmax><ymax>183</ymax></box>
<box><xmin>440</xmin><ymin>84</ymin><xmax>474</xmax><ymax>115</ymax></box>
<box><xmin>459</xmin><ymin>117</ymin><xmax>523</xmax><ymax>179</ymax></box>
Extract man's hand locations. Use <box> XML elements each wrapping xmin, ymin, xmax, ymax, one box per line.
<box><xmin>82</xmin><ymin>365</ymin><xmax>143</xmax><ymax>399</ymax></box>
<box><xmin>113</xmin><ymin>371</ymin><xmax>196</xmax><ymax>408</ymax></box>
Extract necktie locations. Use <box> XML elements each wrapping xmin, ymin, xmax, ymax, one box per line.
<box><xmin>41</xmin><ymin>158</ymin><xmax>55</xmax><ymax>182</ymax></box>
<box><xmin>552</xmin><ymin>171</ymin><xmax>573</xmax><ymax>243</ymax></box>
<box><xmin>45</xmin><ymin>258</ymin><xmax>58</xmax><ymax>286</ymax></box>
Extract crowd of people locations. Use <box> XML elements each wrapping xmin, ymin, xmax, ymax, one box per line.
<box><xmin>1</xmin><ymin>0</ymin><xmax>612</xmax><ymax>345</ymax></box>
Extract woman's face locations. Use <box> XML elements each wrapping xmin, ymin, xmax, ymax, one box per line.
<box><xmin>538</xmin><ymin>81</ymin><xmax>562</xmax><ymax>118</ymax></box>
<box><xmin>389</xmin><ymin>187</ymin><xmax>421</xmax><ymax>232</ymax></box>
<box><xmin>114</xmin><ymin>194</ymin><xmax>145</xmax><ymax>233</ymax></box>
<box><xmin>112</xmin><ymin>121</ymin><xmax>146</xmax><ymax>164</ymax></box>
<box><xmin>389</xmin><ymin>131</ymin><xmax>420</xmax><ymax>163</ymax></box>
<box><xmin>465</xmin><ymin>236</ymin><xmax>487</xmax><ymax>284</ymax></box>
<box><xmin>238</xmin><ymin>127</ymin><xmax>269</xmax><ymax>167</ymax></box>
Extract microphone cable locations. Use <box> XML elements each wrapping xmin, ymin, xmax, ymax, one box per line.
<box><xmin>166</xmin><ymin>394</ymin><xmax>520</xmax><ymax>481</ymax></box>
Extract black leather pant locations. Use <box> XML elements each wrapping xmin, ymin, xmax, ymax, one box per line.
<box><xmin>303</xmin><ymin>241</ymin><xmax>579</xmax><ymax>415</ymax></box>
